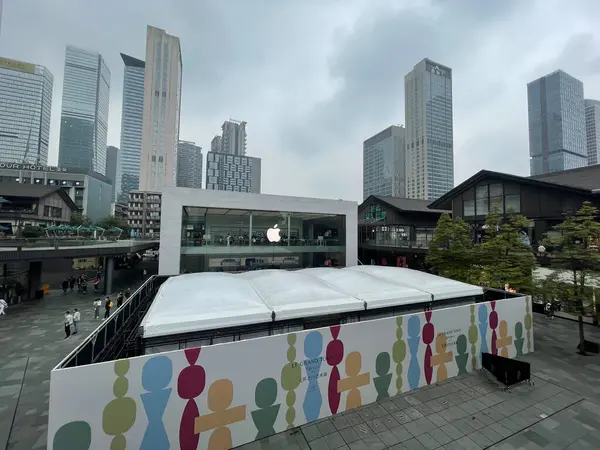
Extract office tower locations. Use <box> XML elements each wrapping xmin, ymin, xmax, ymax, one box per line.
<box><xmin>117</xmin><ymin>53</ymin><xmax>145</xmax><ymax>203</ymax></box>
<box><xmin>0</xmin><ymin>0</ymin><xmax>3</xmax><ymax>40</ymax></box>
<box><xmin>205</xmin><ymin>152</ymin><xmax>261</xmax><ymax>193</ymax></box>
<box><xmin>211</xmin><ymin>135</ymin><xmax>222</xmax><ymax>153</ymax></box>
<box><xmin>176</xmin><ymin>140</ymin><xmax>203</xmax><ymax>189</ymax></box>
<box><xmin>585</xmin><ymin>99</ymin><xmax>600</xmax><ymax>166</ymax></box>
<box><xmin>106</xmin><ymin>145</ymin><xmax>118</xmax><ymax>201</ymax></box>
<box><xmin>139</xmin><ymin>25</ymin><xmax>182</xmax><ymax>191</ymax></box>
<box><xmin>363</xmin><ymin>126</ymin><xmax>406</xmax><ymax>199</ymax></box>
<box><xmin>404</xmin><ymin>58</ymin><xmax>454</xmax><ymax>200</ymax></box>
<box><xmin>0</xmin><ymin>57</ymin><xmax>53</xmax><ymax>164</ymax></box>
<box><xmin>58</xmin><ymin>45</ymin><xmax>110</xmax><ymax>174</ymax></box>
<box><xmin>527</xmin><ymin>70</ymin><xmax>587</xmax><ymax>175</ymax></box>
<box><xmin>221</xmin><ymin>120</ymin><xmax>247</xmax><ymax>156</ymax></box>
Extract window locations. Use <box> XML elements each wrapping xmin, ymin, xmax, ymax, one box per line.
<box><xmin>463</xmin><ymin>199</ymin><xmax>475</xmax><ymax>216</ymax></box>
<box><xmin>505</xmin><ymin>194</ymin><xmax>520</xmax><ymax>213</ymax></box>
<box><xmin>476</xmin><ymin>185</ymin><xmax>488</xmax><ymax>198</ymax></box>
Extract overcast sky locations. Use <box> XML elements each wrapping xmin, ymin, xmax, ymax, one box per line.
<box><xmin>2</xmin><ymin>0</ymin><xmax>600</xmax><ymax>201</ymax></box>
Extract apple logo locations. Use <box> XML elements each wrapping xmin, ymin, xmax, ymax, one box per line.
<box><xmin>266</xmin><ymin>224</ymin><xmax>281</xmax><ymax>243</ymax></box>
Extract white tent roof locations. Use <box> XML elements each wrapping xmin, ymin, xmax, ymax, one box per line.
<box><xmin>141</xmin><ymin>267</ymin><xmax>485</xmax><ymax>338</ymax></box>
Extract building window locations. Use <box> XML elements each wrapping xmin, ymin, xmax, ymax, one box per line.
<box><xmin>463</xmin><ymin>199</ymin><xmax>475</xmax><ymax>216</ymax></box>
<box><xmin>504</xmin><ymin>194</ymin><xmax>520</xmax><ymax>213</ymax></box>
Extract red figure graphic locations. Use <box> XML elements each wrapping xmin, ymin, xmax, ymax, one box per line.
<box><xmin>489</xmin><ymin>301</ymin><xmax>499</xmax><ymax>355</ymax></box>
<box><xmin>422</xmin><ymin>311</ymin><xmax>435</xmax><ymax>385</ymax></box>
<box><xmin>326</xmin><ymin>326</ymin><xmax>344</xmax><ymax>414</ymax></box>
<box><xmin>178</xmin><ymin>348</ymin><xmax>206</xmax><ymax>450</ymax></box>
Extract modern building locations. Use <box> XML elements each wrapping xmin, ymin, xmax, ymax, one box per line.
<box><xmin>117</xmin><ymin>53</ymin><xmax>145</xmax><ymax>204</ymax></box>
<box><xmin>210</xmin><ymin>135</ymin><xmax>222</xmax><ymax>153</ymax></box>
<box><xmin>205</xmin><ymin>151</ymin><xmax>261</xmax><ymax>193</ymax></box>
<box><xmin>0</xmin><ymin>162</ymin><xmax>112</xmax><ymax>221</ymax></box>
<box><xmin>111</xmin><ymin>202</ymin><xmax>128</xmax><ymax>221</ymax></box>
<box><xmin>105</xmin><ymin>146</ymin><xmax>118</xmax><ymax>201</ymax></box>
<box><xmin>0</xmin><ymin>57</ymin><xmax>53</xmax><ymax>164</ymax></box>
<box><xmin>527</xmin><ymin>70</ymin><xmax>587</xmax><ymax>175</ymax></box>
<box><xmin>221</xmin><ymin>119</ymin><xmax>247</xmax><ymax>156</ymax></box>
<box><xmin>58</xmin><ymin>45</ymin><xmax>111</xmax><ymax>175</ymax></box>
<box><xmin>585</xmin><ymin>99</ymin><xmax>600</xmax><ymax>165</ymax></box>
<box><xmin>363</xmin><ymin>125</ymin><xmax>406</xmax><ymax>200</ymax></box>
<box><xmin>158</xmin><ymin>187</ymin><xmax>358</xmax><ymax>275</ymax></box>
<box><xmin>128</xmin><ymin>190</ymin><xmax>161</xmax><ymax>238</ymax></box>
<box><xmin>176</xmin><ymin>140</ymin><xmax>202</xmax><ymax>189</ymax></box>
<box><xmin>404</xmin><ymin>58</ymin><xmax>454</xmax><ymax>200</ymax></box>
<box><xmin>139</xmin><ymin>26</ymin><xmax>182</xmax><ymax>192</ymax></box>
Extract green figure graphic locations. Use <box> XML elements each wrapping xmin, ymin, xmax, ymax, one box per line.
<box><xmin>514</xmin><ymin>322</ymin><xmax>524</xmax><ymax>357</ymax></box>
<box><xmin>468</xmin><ymin>305</ymin><xmax>479</xmax><ymax>370</ymax></box>
<box><xmin>280</xmin><ymin>334</ymin><xmax>301</xmax><ymax>429</ymax></box>
<box><xmin>102</xmin><ymin>359</ymin><xmax>137</xmax><ymax>450</ymax></box>
<box><xmin>251</xmin><ymin>378</ymin><xmax>280</xmax><ymax>439</ymax></box>
<box><xmin>392</xmin><ymin>316</ymin><xmax>407</xmax><ymax>394</ymax></box>
<box><xmin>455</xmin><ymin>335</ymin><xmax>469</xmax><ymax>375</ymax></box>
<box><xmin>53</xmin><ymin>421</ymin><xmax>91</xmax><ymax>450</ymax></box>
<box><xmin>373</xmin><ymin>352</ymin><xmax>392</xmax><ymax>401</ymax></box>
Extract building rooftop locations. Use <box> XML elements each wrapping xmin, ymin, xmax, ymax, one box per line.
<box><xmin>366</xmin><ymin>195</ymin><xmax>450</xmax><ymax>214</ymax></box>
<box><xmin>0</xmin><ymin>184</ymin><xmax>78</xmax><ymax>210</ymax></box>
<box><xmin>529</xmin><ymin>164</ymin><xmax>600</xmax><ymax>191</ymax></box>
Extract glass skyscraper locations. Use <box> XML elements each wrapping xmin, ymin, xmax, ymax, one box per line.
<box><xmin>0</xmin><ymin>57</ymin><xmax>53</xmax><ymax>164</ymax></box>
<box><xmin>405</xmin><ymin>58</ymin><xmax>454</xmax><ymax>200</ymax></box>
<box><xmin>528</xmin><ymin>70</ymin><xmax>587</xmax><ymax>175</ymax></box>
<box><xmin>176</xmin><ymin>140</ymin><xmax>203</xmax><ymax>189</ymax></box>
<box><xmin>58</xmin><ymin>45</ymin><xmax>110</xmax><ymax>175</ymax></box>
<box><xmin>117</xmin><ymin>53</ymin><xmax>145</xmax><ymax>203</ymax></box>
<box><xmin>585</xmin><ymin>99</ymin><xmax>600</xmax><ymax>166</ymax></box>
<box><xmin>363</xmin><ymin>125</ymin><xmax>406</xmax><ymax>200</ymax></box>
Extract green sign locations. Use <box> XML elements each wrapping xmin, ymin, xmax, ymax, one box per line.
<box><xmin>364</xmin><ymin>204</ymin><xmax>386</xmax><ymax>221</ymax></box>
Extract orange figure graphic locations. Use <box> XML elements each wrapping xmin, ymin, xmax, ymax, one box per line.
<box><xmin>337</xmin><ymin>352</ymin><xmax>370</xmax><ymax>411</ymax></box>
<box><xmin>430</xmin><ymin>333</ymin><xmax>453</xmax><ymax>382</ymax></box>
<box><xmin>194</xmin><ymin>379</ymin><xmax>247</xmax><ymax>450</ymax></box>
<box><xmin>496</xmin><ymin>320</ymin><xmax>513</xmax><ymax>358</ymax></box>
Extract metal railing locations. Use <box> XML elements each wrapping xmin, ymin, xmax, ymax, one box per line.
<box><xmin>0</xmin><ymin>237</ymin><xmax>158</xmax><ymax>249</ymax></box>
<box><xmin>53</xmin><ymin>275</ymin><xmax>169</xmax><ymax>370</ymax></box>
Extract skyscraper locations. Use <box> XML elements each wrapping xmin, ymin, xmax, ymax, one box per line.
<box><xmin>139</xmin><ymin>25</ymin><xmax>182</xmax><ymax>191</ymax></box>
<box><xmin>363</xmin><ymin>125</ymin><xmax>406</xmax><ymax>199</ymax></box>
<box><xmin>404</xmin><ymin>58</ymin><xmax>454</xmax><ymax>200</ymax></box>
<box><xmin>211</xmin><ymin>135</ymin><xmax>222</xmax><ymax>153</ymax></box>
<box><xmin>0</xmin><ymin>57</ymin><xmax>53</xmax><ymax>164</ymax></box>
<box><xmin>176</xmin><ymin>141</ymin><xmax>203</xmax><ymax>189</ymax></box>
<box><xmin>527</xmin><ymin>70</ymin><xmax>587</xmax><ymax>175</ymax></box>
<box><xmin>58</xmin><ymin>45</ymin><xmax>110</xmax><ymax>174</ymax></box>
<box><xmin>221</xmin><ymin>120</ymin><xmax>247</xmax><ymax>156</ymax></box>
<box><xmin>117</xmin><ymin>53</ymin><xmax>145</xmax><ymax>203</ymax></box>
<box><xmin>206</xmin><ymin>152</ymin><xmax>261</xmax><ymax>193</ymax></box>
<box><xmin>106</xmin><ymin>145</ymin><xmax>118</xmax><ymax>201</ymax></box>
<box><xmin>585</xmin><ymin>99</ymin><xmax>600</xmax><ymax>166</ymax></box>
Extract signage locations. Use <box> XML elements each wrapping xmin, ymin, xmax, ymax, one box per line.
<box><xmin>364</xmin><ymin>204</ymin><xmax>386</xmax><ymax>221</ymax></box>
<box><xmin>426</xmin><ymin>62</ymin><xmax>451</xmax><ymax>79</ymax></box>
<box><xmin>0</xmin><ymin>57</ymin><xmax>36</xmax><ymax>74</ymax></box>
<box><xmin>0</xmin><ymin>163</ymin><xmax>68</xmax><ymax>172</ymax></box>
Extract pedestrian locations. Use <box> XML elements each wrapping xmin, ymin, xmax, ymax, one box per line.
<box><xmin>93</xmin><ymin>298</ymin><xmax>102</xmax><ymax>319</ymax></box>
<box><xmin>124</xmin><ymin>288</ymin><xmax>131</xmax><ymax>299</ymax></box>
<box><xmin>61</xmin><ymin>278</ymin><xmax>68</xmax><ymax>293</ymax></box>
<box><xmin>545</xmin><ymin>300</ymin><xmax>553</xmax><ymax>319</ymax></box>
<box><xmin>73</xmin><ymin>308</ymin><xmax>81</xmax><ymax>334</ymax></box>
<box><xmin>117</xmin><ymin>291</ymin><xmax>124</xmax><ymax>308</ymax></box>
<box><xmin>64</xmin><ymin>311</ymin><xmax>73</xmax><ymax>338</ymax></box>
<box><xmin>0</xmin><ymin>298</ymin><xmax>7</xmax><ymax>316</ymax></box>
<box><xmin>103</xmin><ymin>297</ymin><xmax>112</xmax><ymax>320</ymax></box>
<box><xmin>69</xmin><ymin>276</ymin><xmax>75</xmax><ymax>292</ymax></box>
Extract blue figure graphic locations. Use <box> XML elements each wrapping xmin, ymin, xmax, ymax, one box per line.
<box><xmin>478</xmin><ymin>304</ymin><xmax>489</xmax><ymax>355</ymax></box>
<box><xmin>407</xmin><ymin>315</ymin><xmax>421</xmax><ymax>390</ymax></box>
<box><xmin>140</xmin><ymin>355</ymin><xmax>173</xmax><ymax>450</ymax></box>
<box><xmin>303</xmin><ymin>331</ymin><xmax>323</xmax><ymax>422</ymax></box>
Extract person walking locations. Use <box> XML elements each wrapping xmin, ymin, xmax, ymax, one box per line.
<box><xmin>116</xmin><ymin>291</ymin><xmax>124</xmax><ymax>308</ymax></box>
<box><xmin>73</xmin><ymin>308</ymin><xmax>81</xmax><ymax>334</ymax></box>
<box><xmin>124</xmin><ymin>288</ymin><xmax>131</xmax><ymax>300</ymax></box>
<box><xmin>61</xmin><ymin>278</ymin><xmax>69</xmax><ymax>293</ymax></box>
<box><xmin>93</xmin><ymin>298</ymin><xmax>102</xmax><ymax>320</ymax></box>
<box><xmin>69</xmin><ymin>276</ymin><xmax>75</xmax><ymax>292</ymax></box>
<box><xmin>103</xmin><ymin>297</ymin><xmax>112</xmax><ymax>320</ymax></box>
<box><xmin>0</xmin><ymin>298</ymin><xmax>7</xmax><ymax>316</ymax></box>
<box><xmin>64</xmin><ymin>311</ymin><xmax>73</xmax><ymax>338</ymax></box>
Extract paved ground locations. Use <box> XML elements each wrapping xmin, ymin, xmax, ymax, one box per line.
<box><xmin>0</xmin><ymin>261</ymin><xmax>157</xmax><ymax>450</ymax></box>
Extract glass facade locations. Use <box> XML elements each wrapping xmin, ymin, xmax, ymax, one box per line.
<box><xmin>180</xmin><ymin>207</ymin><xmax>346</xmax><ymax>272</ymax></box>
<box><xmin>528</xmin><ymin>70</ymin><xmax>587</xmax><ymax>175</ymax></box>
<box><xmin>363</xmin><ymin>126</ymin><xmax>405</xmax><ymax>200</ymax></box>
<box><xmin>461</xmin><ymin>182</ymin><xmax>520</xmax><ymax>218</ymax></box>
<box><xmin>0</xmin><ymin>57</ymin><xmax>53</xmax><ymax>164</ymax></box>
<box><xmin>117</xmin><ymin>54</ymin><xmax>145</xmax><ymax>203</ymax></box>
<box><xmin>585</xmin><ymin>99</ymin><xmax>600</xmax><ymax>165</ymax></box>
<box><xmin>58</xmin><ymin>46</ymin><xmax>111</xmax><ymax>175</ymax></box>
<box><xmin>176</xmin><ymin>140</ymin><xmax>203</xmax><ymax>189</ymax></box>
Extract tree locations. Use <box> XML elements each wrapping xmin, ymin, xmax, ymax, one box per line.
<box><xmin>96</xmin><ymin>216</ymin><xmax>130</xmax><ymax>237</ymax></box>
<box><xmin>427</xmin><ymin>214</ymin><xmax>478</xmax><ymax>283</ymax></box>
<box><xmin>544</xmin><ymin>201</ymin><xmax>600</xmax><ymax>354</ymax></box>
<box><xmin>70</xmin><ymin>212</ymin><xmax>93</xmax><ymax>227</ymax></box>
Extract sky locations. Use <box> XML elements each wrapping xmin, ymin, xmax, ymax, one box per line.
<box><xmin>2</xmin><ymin>0</ymin><xmax>600</xmax><ymax>202</ymax></box>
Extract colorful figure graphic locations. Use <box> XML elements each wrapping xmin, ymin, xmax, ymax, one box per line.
<box><xmin>524</xmin><ymin>297</ymin><xmax>533</xmax><ymax>352</ymax></box>
<box><xmin>422</xmin><ymin>311</ymin><xmax>435</xmax><ymax>385</ymax></box>
<box><xmin>251</xmin><ymin>378</ymin><xmax>280</xmax><ymax>439</ymax></box>
<box><xmin>194</xmin><ymin>379</ymin><xmax>247</xmax><ymax>449</ymax></box>
<box><xmin>496</xmin><ymin>320</ymin><xmax>513</xmax><ymax>358</ymax></box>
<box><xmin>468</xmin><ymin>305</ymin><xmax>479</xmax><ymax>370</ymax></box>
<box><xmin>326</xmin><ymin>326</ymin><xmax>344</xmax><ymax>415</ymax></box>
<box><xmin>478</xmin><ymin>304</ymin><xmax>489</xmax><ymax>354</ymax></box>
<box><xmin>489</xmin><ymin>301</ymin><xmax>499</xmax><ymax>355</ymax></box>
<box><xmin>280</xmin><ymin>334</ymin><xmax>301</xmax><ymax>428</ymax></box>
<box><xmin>455</xmin><ymin>334</ymin><xmax>469</xmax><ymax>375</ymax></box>
<box><xmin>374</xmin><ymin>352</ymin><xmax>392</xmax><ymax>401</ymax></box>
<box><xmin>431</xmin><ymin>333</ymin><xmax>453</xmax><ymax>382</ymax></box>
<box><xmin>337</xmin><ymin>352</ymin><xmax>370</xmax><ymax>411</ymax></box>
<box><xmin>407</xmin><ymin>315</ymin><xmax>421</xmax><ymax>390</ymax></box>
<box><xmin>102</xmin><ymin>359</ymin><xmax>136</xmax><ymax>450</ymax></box>
<box><xmin>302</xmin><ymin>331</ymin><xmax>324</xmax><ymax>422</ymax></box>
<box><xmin>178</xmin><ymin>347</ymin><xmax>206</xmax><ymax>450</ymax></box>
<box><xmin>392</xmin><ymin>316</ymin><xmax>407</xmax><ymax>394</ymax></box>
<box><xmin>514</xmin><ymin>322</ymin><xmax>524</xmax><ymax>357</ymax></box>
<box><xmin>53</xmin><ymin>421</ymin><xmax>91</xmax><ymax>450</ymax></box>
<box><xmin>140</xmin><ymin>355</ymin><xmax>172</xmax><ymax>450</ymax></box>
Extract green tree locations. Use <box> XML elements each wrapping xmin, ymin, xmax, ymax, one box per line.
<box><xmin>544</xmin><ymin>201</ymin><xmax>600</xmax><ymax>354</ymax></box>
<box><xmin>70</xmin><ymin>212</ymin><xmax>93</xmax><ymax>226</ymax></box>
<box><xmin>426</xmin><ymin>213</ymin><xmax>478</xmax><ymax>283</ymax></box>
<box><xmin>96</xmin><ymin>216</ymin><xmax>130</xmax><ymax>237</ymax></box>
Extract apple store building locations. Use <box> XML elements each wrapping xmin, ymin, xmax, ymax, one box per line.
<box><xmin>158</xmin><ymin>187</ymin><xmax>358</xmax><ymax>275</ymax></box>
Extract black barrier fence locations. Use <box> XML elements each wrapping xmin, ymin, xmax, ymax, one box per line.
<box><xmin>481</xmin><ymin>352</ymin><xmax>531</xmax><ymax>387</ymax></box>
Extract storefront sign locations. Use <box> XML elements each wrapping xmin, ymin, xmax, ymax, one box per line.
<box><xmin>0</xmin><ymin>163</ymin><xmax>68</xmax><ymax>172</ymax></box>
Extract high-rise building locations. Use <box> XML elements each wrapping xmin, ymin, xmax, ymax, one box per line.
<box><xmin>205</xmin><ymin>152</ymin><xmax>261</xmax><ymax>193</ymax></box>
<box><xmin>0</xmin><ymin>57</ymin><xmax>53</xmax><ymax>164</ymax></box>
<box><xmin>527</xmin><ymin>70</ymin><xmax>587</xmax><ymax>175</ymax></box>
<box><xmin>139</xmin><ymin>26</ymin><xmax>182</xmax><ymax>192</ymax></box>
<box><xmin>221</xmin><ymin>120</ymin><xmax>247</xmax><ymax>156</ymax></box>
<box><xmin>176</xmin><ymin>140</ymin><xmax>203</xmax><ymax>189</ymax></box>
<box><xmin>211</xmin><ymin>135</ymin><xmax>222</xmax><ymax>153</ymax></box>
<box><xmin>117</xmin><ymin>53</ymin><xmax>145</xmax><ymax>203</ymax></box>
<box><xmin>106</xmin><ymin>145</ymin><xmax>118</xmax><ymax>201</ymax></box>
<box><xmin>58</xmin><ymin>45</ymin><xmax>110</xmax><ymax>175</ymax></box>
<box><xmin>404</xmin><ymin>58</ymin><xmax>454</xmax><ymax>200</ymax></box>
<box><xmin>363</xmin><ymin>126</ymin><xmax>406</xmax><ymax>200</ymax></box>
<box><xmin>585</xmin><ymin>99</ymin><xmax>600</xmax><ymax>166</ymax></box>
<box><xmin>0</xmin><ymin>0</ymin><xmax>4</xmax><ymax>40</ymax></box>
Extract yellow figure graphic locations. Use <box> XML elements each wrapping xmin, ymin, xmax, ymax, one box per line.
<box><xmin>337</xmin><ymin>352</ymin><xmax>370</xmax><ymax>411</ymax></box>
<box><xmin>430</xmin><ymin>333</ymin><xmax>453</xmax><ymax>382</ymax></box>
<box><xmin>496</xmin><ymin>320</ymin><xmax>513</xmax><ymax>358</ymax></box>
